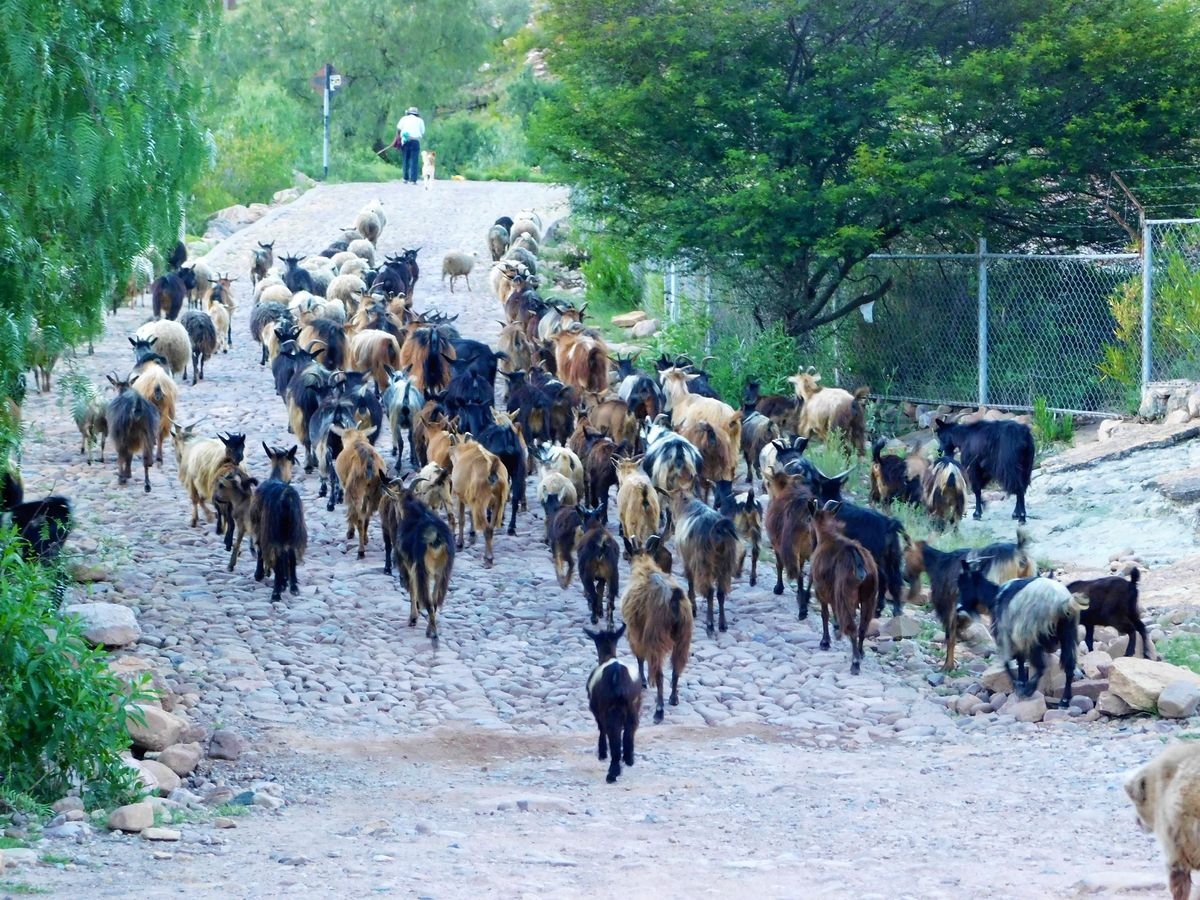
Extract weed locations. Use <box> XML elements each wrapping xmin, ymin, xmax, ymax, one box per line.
<box><xmin>213</xmin><ymin>803</ymin><xmax>250</xmax><ymax>818</ymax></box>
<box><xmin>40</xmin><ymin>852</ymin><xmax>71</xmax><ymax>865</ymax></box>
<box><xmin>1159</xmin><ymin>634</ymin><xmax>1200</xmax><ymax>675</ymax></box>
<box><xmin>0</xmin><ymin>882</ymin><xmax>50</xmax><ymax>895</ymax></box>
<box><xmin>1032</xmin><ymin>397</ymin><xmax>1075</xmax><ymax>445</ymax></box>
<box><xmin>0</xmin><ymin>836</ymin><xmax>28</xmax><ymax>850</ymax></box>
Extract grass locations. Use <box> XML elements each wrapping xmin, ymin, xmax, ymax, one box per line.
<box><xmin>0</xmin><ymin>837</ymin><xmax>29</xmax><ymax>850</ymax></box>
<box><xmin>213</xmin><ymin>803</ymin><xmax>250</xmax><ymax>818</ymax></box>
<box><xmin>39</xmin><ymin>852</ymin><xmax>71</xmax><ymax>865</ymax></box>
<box><xmin>0</xmin><ymin>882</ymin><xmax>50</xmax><ymax>895</ymax></box>
<box><xmin>1158</xmin><ymin>634</ymin><xmax>1200</xmax><ymax>675</ymax></box>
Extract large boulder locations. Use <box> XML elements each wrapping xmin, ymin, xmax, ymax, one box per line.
<box><xmin>62</xmin><ymin>602</ymin><xmax>139</xmax><ymax>648</ymax></box>
<box><xmin>981</xmin><ymin>664</ymin><xmax>1014</xmax><ymax>693</ymax></box>
<box><xmin>1158</xmin><ymin>680</ymin><xmax>1200</xmax><ymax>719</ymax></box>
<box><xmin>1081</xmin><ymin>650</ymin><xmax>1114</xmax><ymax>680</ymax></box>
<box><xmin>157</xmin><ymin>742</ymin><xmax>202</xmax><ymax>776</ymax></box>
<box><xmin>611</xmin><ymin>310</ymin><xmax>647</xmax><ymax>329</ymax></box>
<box><xmin>107</xmin><ymin>800</ymin><xmax>154</xmax><ymax>833</ymax></box>
<box><xmin>208</xmin><ymin>729</ymin><xmax>245</xmax><ymax>761</ymax></box>
<box><xmin>139</xmin><ymin>759</ymin><xmax>181</xmax><ymax>795</ymax></box>
<box><xmin>126</xmin><ymin>704</ymin><xmax>185</xmax><ymax>752</ymax></box>
<box><xmin>999</xmin><ymin>692</ymin><xmax>1048</xmax><ymax>723</ymax></box>
<box><xmin>1110</xmin><ymin>657</ymin><xmax>1200</xmax><ymax>712</ymax></box>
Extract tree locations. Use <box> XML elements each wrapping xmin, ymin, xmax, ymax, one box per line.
<box><xmin>0</xmin><ymin>0</ymin><xmax>215</xmax><ymax>442</ymax></box>
<box><xmin>532</xmin><ymin>0</ymin><xmax>1200</xmax><ymax>334</ymax></box>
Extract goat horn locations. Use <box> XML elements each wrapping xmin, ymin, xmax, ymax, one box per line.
<box><xmin>832</xmin><ymin>466</ymin><xmax>854</xmax><ymax>481</ymax></box>
<box><xmin>700</xmin><ymin>356</ymin><xmax>715</xmax><ymax>367</ymax></box>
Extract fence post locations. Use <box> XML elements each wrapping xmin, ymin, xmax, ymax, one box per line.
<box><xmin>669</xmin><ymin>260</ymin><xmax>679</xmax><ymax>323</ymax></box>
<box><xmin>704</xmin><ymin>272</ymin><xmax>713</xmax><ymax>352</ymax></box>
<box><xmin>1142</xmin><ymin>222</ymin><xmax>1153</xmax><ymax>389</ymax></box>
<box><xmin>976</xmin><ymin>237</ymin><xmax>988</xmax><ymax>406</ymax></box>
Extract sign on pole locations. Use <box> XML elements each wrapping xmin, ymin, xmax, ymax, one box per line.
<box><xmin>310</xmin><ymin>64</ymin><xmax>340</xmax><ymax>180</ymax></box>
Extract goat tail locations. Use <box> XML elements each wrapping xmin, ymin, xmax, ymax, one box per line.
<box><xmin>871</xmin><ymin>437</ymin><xmax>886</xmax><ymax>464</ymax></box>
<box><xmin>1016</xmin><ymin>526</ymin><xmax>1029</xmax><ymax>550</ymax></box>
<box><xmin>1129</xmin><ymin>566</ymin><xmax>1140</xmax><ymax>585</ymax></box>
<box><xmin>639</xmin><ymin>483</ymin><xmax>651</xmax><ymax>510</ymax></box>
<box><xmin>669</xmin><ymin>586</ymin><xmax>686</xmax><ymax>624</ymax></box>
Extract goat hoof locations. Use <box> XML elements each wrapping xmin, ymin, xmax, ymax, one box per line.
<box><xmin>408</xmin><ymin>617</ymin><xmax>417</xmax><ymax>627</ymax></box>
<box><xmin>820</xmin><ymin>639</ymin><xmax>831</xmax><ymax>651</ymax></box>
<box><xmin>669</xmin><ymin>694</ymin><xmax>679</xmax><ymax>706</ymax></box>
<box><xmin>749</xmin><ymin>576</ymin><xmax>757</xmax><ymax>586</ymax></box>
<box><xmin>482</xmin><ymin>559</ymin><xmax>493</xmax><ymax>569</ymax></box>
<box><xmin>653</xmin><ymin>708</ymin><xmax>664</xmax><ymax>724</ymax></box>
<box><xmin>606</xmin><ymin>773</ymin><xmax>618</xmax><ymax>784</ymax></box>
<box><xmin>1059</xmin><ymin>698</ymin><xmax>1070</xmax><ymax>709</ymax></box>
<box><xmin>318</xmin><ymin>484</ymin><xmax>327</xmax><ymax>498</ymax></box>
<box><xmin>773</xmin><ymin>583</ymin><xmax>783</xmax><ymax>596</ymax></box>
<box><xmin>851</xmin><ymin>662</ymin><xmax>861</xmax><ymax>675</ymax></box>
<box><xmin>972</xmin><ymin>511</ymin><xmax>983</xmax><ymax>520</ymax></box>
<box><xmin>357</xmin><ymin>550</ymin><xmax>365</xmax><ymax>559</ymax></box>
<box><xmin>143</xmin><ymin>484</ymin><xmax>151</xmax><ymax>493</ymax></box>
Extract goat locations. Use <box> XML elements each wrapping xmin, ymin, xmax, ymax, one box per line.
<box><xmin>1124</xmin><ymin>742</ymin><xmax>1200</xmax><ymax>900</ymax></box>
<box><xmin>764</xmin><ymin>470</ymin><xmax>816</xmax><ymax>619</ymax></box>
<box><xmin>497</xmin><ymin>321</ymin><xmax>534</xmax><ymax>374</ymax></box>
<box><xmin>250</xmin><ymin>241</ymin><xmax>274</xmax><ymax>286</ymax></box>
<box><xmin>173</xmin><ymin>424</ymin><xmax>245</xmax><ymax>529</ymax></box>
<box><xmin>1067</xmin><ymin>568</ymin><xmax>1151</xmax><ymax>659</ymax></box>
<box><xmin>205</xmin><ymin>285</ymin><xmax>232</xmax><ymax>354</ymax></box>
<box><xmin>251</xmin><ymin>444</ymin><xmax>307</xmax><ymax>601</ymax></box>
<box><xmin>904</xmin><ymin>534</ymin><xmax>1035</xmax><ymax>671</ymax></box>
<box><xmin>578</xmin><ymin>504</ymin><xmax>620</xmax><ymax>625</ymax></box>
<box><xmin>740</xmin><ymin>410</ymin><xmax>781</xmax><ymax>482</ymax></box>
<box><xmin>214</xmin><ymin>467</ymin><xmax>258</xmax><ymax>572</ymax></box>
<box><xmin>934</xmin><ymin>417</ymin><xmax>1035</xmax><ymax>524</ymax></box>
<box><xmin>546</xmin><ymin>495</ymin><xmax>584</xmax><ymax>587</ymax></box>
<box><xmin>759</xmin><ymin>435</ymin><xmax>810</xmax><ymax>484</ymax></box>
<box><xmin>476</xmin><ymin>407</ymin><xmax>527</xmax><ymax>535</ymax></box>
<box><xmin>71</xmin><ymin>379</ymin><xmax>108</xmax><ymax>465</ymax></box>
<box><xmin>670</xmin><ymin>485</ymin><xmax>742</xmax><ymax>636</ymax></box>
<box><xmin>616</xmin><ymin>457</ymin><xmax>659</xmax><ymax>560</ymax></box>
<box><xmin>617</xmin><ymin>366</ymin><xmax>664</xmax><ymax>421</ymax></box>
<box><xmin>348</xmin><ymin>329</ymin><xmax>402</xmax><ymax>394</ymax></box>
<box><xmin>622</xmin><ymin>536</ymin><xmax>691</xmax><ymax>723</ymax></box>
<box><xmin>299</xmin><ymin>317</ymin><xmax>347</xmax><ymax>371</ymax></box>
<box><xmin>408</xmin><ymin>463</ymin><xmax>456</xmax><ymax>536</ymax></box>
<box><xmin>399</xmin><ymin>326</ymin><xmax>456</xmax><ymax>393</ymax></box>
<box><xmin>534</xmin><ymin>442</ymin><xmax>586</xmax><ymax>503</ymax></box>
<box><xmin>921</xmin><ymin>451</ymin><xmax>967</xmax><ymax>529</ymax></box>
<box><xmin>588</xmin><ymin>397</ymin><xmax>639</xmax><ymax>454</ymax></box>
<box><xmin>279</xmin><ymin>254</ymin><xmax>316</xmax><ymax>294</ymax></box>
<box><xmin>250</xmin><ymin>302</ymin><xmax>290</xmax><ymax>366</ymax></box>
<box><xmin>503</xmin><ymin>371</ymin><xmax>554</xmax><ymax>447</ymax></box>
<box><xmin>809</xmin><ymin>500</ymin><xmax>877</xmax><ymax>674</ymax></box>
<box><xmin>958</xmin><ymin>567</ymin><xmax>1087</xmax><ymax>707</ymax></box>
<box><xmin>449</xmin><ymin>437</ymin><xmax>509</xmax><ymax>568</ymax></box>
<box><xmin>584</xmin><ymin>625</ymin><xmax>641</xmax><ymax>784</ymax></box>
<box><xmin>788</xmin><ymin>371</ymin><xmax>868</xmax><ymax>453</ymax></box>
<box><xmin>380</xmin><ymin>479</ymin><xmax>455</xmax><ymax>640</ymax></box>
<box><xmin>105</xmin><ymin>374</ymin><xmax>159</xmax><ymax>492</ymax></box>
<box><xmin>151</xmin><ymin>269</ymin><xmax>188</xmax><ymax>320</ymax></box>
<box><xmin>714</xmin><ymin>480</ymin><xmax>762</xmax><ymax>587</ymax></box>
<box><xmin>641</xmin><ymin>415</ymin><xmax>702</xmax><ymax>525</ymax></box>
<box><xmin>680</xmin><ymin>420</ymin><xmax>735</xmax><ymax>504</ymax></box>
<box><xmin>335</xmin><ymin>424</ymin><xmax>387</xmax><ymax>559</ymax></box>
<box><xmin>537</xmin><ymin>468</ymin><xmax>578</xmax><ymax>545</ymax></box>
<box><xmin>870</xmin><ymin>438</ymin><xmax>928</xmax><ymax>507</ymax></box>
<box><xmin>381</xmin><ymin>368</ymin><xmax>424</xmax><ymax>467</ymax></box>
<box><xmin>584</xmin><ymin>433</ymin><xmax>624</xmax><ymax>521</ymax></box>
<box><xmin>659</xmin><ymin>367</ymin><xmax>742</xmax><ymax>454</ymax></box>
<box><xmin>553</xmin><ymin>324</ymin><xmax>610</xmax><ymax>393</ymax></box>
<box><xmin>129</xmin><ymin>340</ymin><xmax>177</xmax><ymax>464</ymax></box>
<box><xmin>0</xmin><ymin>470</ymin><xmax>72</xmax><ymax>564</ymax></box>
<box><xmin>744</xmin><ymin>380</ymin><xmax>801</xmax><ymax>435</ymax></box>
<box><xmin>179</xmin><ymin>309</ymin><xmax>217</xmax><ymax>385</ymax></box>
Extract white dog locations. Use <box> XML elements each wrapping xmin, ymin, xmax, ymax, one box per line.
<box><xmin>421</xmin><ymin>151</ymin><xmax>436</xmax><ymax>190</ymax></box>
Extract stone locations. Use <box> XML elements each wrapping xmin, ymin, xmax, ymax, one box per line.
<box><xmin>1072</xmin><ymin>679</ymin><xmax>1110</xmax><ymax>701</ymax></box>
<box><xmin>1158</xmin><ymin>680</ymin><xmax>1200</xmax><ymax>719</ymax></box>
<box><xmin>1165</xmin><ymin>408</ymin><xmax>1192</xmax><ymax>426</ymax></box>
<box><xmin>142</xmin><ymin>827</ymin><xmax>181</xmax><ymax>842</ymax></box>
<box><xmin>52</xmin><ymin>796</ymin><xmax>84</xmax><ymax>815</ymax></box>
<box><xmin>1000</xmin><ymin>692</ymin><xmax>1048</xmax><ymax>723</ymax></box>
<box><xmin>1098</xmin><ymin>690</ymin><xmax>1134</xmax><ymax>717</ymax></box>
<box><xmin>981</xmin><ymin>665</ymin><xmax>1014</xmax><ymax>693</ymax></box>
<box><xmin>954</xmin><ymin>694</ymin><xmax>985</xmax><ymax>716</ymax></box>
<box><xmin>140</xmin><ymin>759</ymin><xmax>181</xmax><ymax>795</ymax></box>
<box><xmin>631</xmin><ymin>318</ymin><xmax>659</xmax><ymax>338</ymax></box>
<box><xmin>1110</xmin><ymin>657</ymin><xmax>1200</xmax><ymax>712</ymax></box>
<box><xmin>273</xmin><ymin>188</ymin><xmax>301</xmax><ymax>205</ymax></box>
<box><xmin>253</xmin><ymin>792</ymin><xmax>285</xmax><ymax>810</ymax></box>
<box><xmin>1097</xmin><ymin>419</ymin><xmax>1124</xmax><ymax>442</ymax></box>
<box><xmin>127</xmin><ymin>704</ymin><xmax>185</xmax><ymax>752</ymax></box>
<box><xmin>69</xmin><ymin>562</ymin><xmax>111</xmax><ymax>582</ymax></box>
<box><xmin>611</xmin><ymin>310</ymin><xmax>647</xmax><ymax>328</ymax></box>
<box><xmin>2</xmin><ymin>848</ymin><xmax>37</xmax><ymax>867</ymax></box>
<box><xmin>107</xmin><ymin>800</ymin><xmax>154</xmax><ymax>833</ymax></box>
<box><xmin>1081</xmin><ymin>650</ymin><xmax>1114</xmax><ymax>680</ymax></box>
<box><xmin>214</xmin><ymin>817</ymin><xmax>238</xmax><ymax>829</ymax></box>
<box><xmin>62</xmin><ymin>602</ymin><xmax>139</xmax><ymax>648</ymax></box>
<box><xmin>213</xmin><ymin>203</ymin><xmax>252</xmax><ymax>224</ymax></box>
<box><xmin>157</xmin><ymin>742</ymin><xmax>202</xmax><ymax>776</ymax></box>
<box><xmin>882</xmin><ymin>616</ymin><xmax>921</xmax><ymax>639</ymax></box>
<box><xmin>1069</xmin><ymin>695</ymin><xmax>1095</xmax><ymax>714</ymax></box>
<box><xmin>208</xmin><ymin>729</ymin><xmax>245</xmax><ymax>761</ymax></box>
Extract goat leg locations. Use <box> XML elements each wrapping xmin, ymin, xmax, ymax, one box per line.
<box><xmin>1012</xmin><ymin>489</ymin><xmax>1027</xmax><ymax>524</ymax></box>
<box><xmin>972</xmin><ymin>485</ymin><xmax>984</xmax><ymax>520</ymax></box>
<box><xmin>1169</xmin><ymin>865</ymin><xmax>1192</xmax><ymax>900</ymax></box>
<box><xmin>271</xmin><ymin>557</ymin><xmax>286</xmax><ymax>601</ymax></box>
<box><xmin>288</xmin><ymin>550</ymin><xmax>299</xmax><ymax>595</ymax></box>
<box><xmin>1132</xmin><ymin>620</ymin><xmax>1150</xmax><ymax>659</ymax></box>
<box><xmin>606</xmin><ymin>721</ymin><xmax>622</xmax><ymax>783</ymax></box>
<box><xmin>142</xmin><ymin>451</ymin><xmax>153</xmax><ymax>492</ymax></box>
<box><xmin>773</xmin><ymin>557</ymin><xmax>785</xmax><ymax>596</ymax></box>
<box><xmin>705</xmin><ymin>587</ymin><xmax>716</xmax><ymax>637</ymax></box>
<box><xmin>653</xmin><ymin>668</ymin><xmax>664</xmax><ymax>724</ymax></box>
<box><xmin>819</xmin><ymin>600</ymin><xmax>831</xmax><ymax>651</ymax></box>
<box><xmin>622</xmin><ymin>710</ymin><xmax>636</xmax><ymax>767</ymax></box>
<box><xmin>717</xmin><ymin>587</ymin><xmax>727</xmax><ymax>633</ymax></box>
<box><xmin>637</xmin><ymin>657</ymin><xmax>647</xmax><ymax>689</ymax></box>
<box><xmin>1084</xmin><ymin>622</ymin><xmax>1095</xmax><ymax>653</ymax></box>
<box><xmin>749</xmin><ymin>543</ymin><xmax>758</xmax><ymax>587</ymax></box>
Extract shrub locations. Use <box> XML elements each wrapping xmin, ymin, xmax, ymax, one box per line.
<box><xmin>0</xmin><ymin>531</ymin><xmax>146</xmax><ymax>808</ymax></box>
<box><xmin>1032</xmin><ymin>396</ymin><xmax>1075</xmax><ymax>445</ymax></box>
<box><xmin>427</xmin><ymin>114</ymin><xmax>496</xmax><ymax>176</ymax></box>
<box><xmin>581</xmin><ymin>234</ymin><xmax>643</xmax><ymax>313</ymax></box>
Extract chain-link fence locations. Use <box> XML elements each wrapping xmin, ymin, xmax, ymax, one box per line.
<box><xmin>651</xmin><ymin>242</ymin><xmax>1156</xmax><ymax>416</ymax></box>
<box><xmin>1147</xmin><ymin>218</ymin><xmax>1200</xmax><ymax>384</ymax></box>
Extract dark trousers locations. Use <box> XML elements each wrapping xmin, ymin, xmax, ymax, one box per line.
<box><xmin>402</xmin><ymin>140</ymin><xmax>420</xmax><ymax>183</ymax></box>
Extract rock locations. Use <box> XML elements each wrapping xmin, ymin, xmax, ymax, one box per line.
<box><xmin>253</xmin><ymin>792</ymin><xmax>285</xmax><ymax>810</ymax></box>
<box><xmin>1081</xmin><ymin>650</ymin><xmax>1114</xmax><ymax>680</ymax></box>
<box><xmin>1165</xmin><ymin>408</ymin><xmax>1192</xmax><ymax>426</ymax></box>
<box><xmin>157</xmin><ymin>742</ymin><xmax>202</xmax><ymax>776</ymax></box>
<box><xmin>882</xmin><ymin>616</ymin><xmax>921</xmax><ymax>639</ymax></box>
<box><xmin>1098</xmin><ymin>690</ymin><xmax>1135</xmax><ymax>717</ymax></box>
<box><xmin>1071</xmin><ymin>679</ymin><xmax>1110</xmax><ymax>701</ymax></box>
<box><xmin>273</xmin><ymin>188</ymin><xmax>301</xmax><ymax>205</ymax></box>
<box><xmin>954</xmin><ymin>694</ymin><xmax>985</xmax><ymax>716</ymax></box>
<box><xmin>1110</xmin><ymin>657</ymin><xmax>1200</xmax><ymax>712</ymax></box>
<box><xmin>2</xmin><ymin>848</ymin><xmax>37</xmax><ymax>867</ymax></box>
<box><xmin>52</xmin><ymin>796</ymin><xmax>84</xmax><ymax>815</ymax></box>
<box><xmin>214</xmin><ymin>817</ymin><xmax>238</xmax><ymax>829</ymax></box>
<box><xmin>69</xmin><ymin>562</ymin><xmax>111</xmax><ymax>582</ymax></box>
<box><xmin>107</xmin><ymin>800</ymin><xmax>154</xmax><ymax>833</ymax></box>
<box><xmin>631</xmin><ymin>318</ymin><xmax>659</xmax><ymax>338</ymax></box>
<box><xmin>127</xmin><ymin>704</ymin><xmax>185</xmax><ymax>752</ymax></box>
<box><xmin>1000</xmin><ymin>692</ymin><xmax>1048</xmax><ymax>723</ymax></box>
<box><xmin>293</xmin><ymin>170</ymin><xmax>317</xmax><ymax>189</ymax></box>
<box><xmin>142</xmin><ymin>827</ymin><xmax>181</xmax><ymax>842</ymax></box>
<box><xmin>611</xmin><ymin>310</ymin><xmax>647</xmax><ymax>328</ymax></box>
<box><xmin>981</xmin><ymin>665</ymin><xmax>1014</xmax><ymax>693</ymax></box>
<box><xmin>1069</xmin><ymin>695</ymin><xmax>1095</xmax><ymax>714</ymax></box>
<box><xmin>208</xmin><ymin>729</ymin><xmax>245</xmax><ymax>761</ymax></box>
<box><xmin>140</xmin><ymin>759</ymin><xmax>181</xmax><ymax>795</ymax></box>
<box><xmin>1043</xmin><ymin>708</ymin><xmax>1072</xmax><ymax>723</ymax></box>
<box><xmin>62</xmin><ymin>602</ymin><xmax>139</xmax><ymax>648</ymax></box>
<box><xmin>213</xmin><ymin>203</ymin><xmax>252</xmax><ymax>225</ymax></box>
<box><xmin>1158</xmin><ymin>680</ymin><xmax>1200</xmax><ymax>718</ymax></box>
<box><xmin>1097</xmin><ymin>419</ymin><xmax>1124</xmax><ymax>442</ymax></box>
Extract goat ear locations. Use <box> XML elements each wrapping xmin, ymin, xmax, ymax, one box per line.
<box><xmin>262</xmin><ymin>441</ymin><xmax>272</xmax><ymax>458</ymax></box>
<box><xmin>287</xmin><ymin>446</ymin><xmax>299</xmax><ymax>461</ymax></box>
<box><xmin>615</xmin><ymin>623</ymin><xmax>626</xmax><ymax>639</ymax></box>
<box><xmin>128</xmin><ymin>336</ymin><xmax>137</xmax><ymax>347</ymax></box>
<box><xmin>583</xmin><ymin>627</ymin><xmax>598</xmax><ymax>640</ymax></box>
<box><xmin>1125</xmin><ymin>771</ymin><xmax>1147</xmax><ymax>805</ymax></box>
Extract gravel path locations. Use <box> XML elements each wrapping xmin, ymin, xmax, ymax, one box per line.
<box><xmin>10</xmin><ymin>180</ymin><xmax>1185</xmax><ymax>897</ymax></box>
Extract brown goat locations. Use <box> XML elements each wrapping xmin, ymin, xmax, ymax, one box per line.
<box><xmin>616</xmin><ymin>457</ymin><xmax>659</xmax><ymax>560</ymax></box>
<box><xmin>788</xmin><ymin>371</ymin><xmax>868</xmax><ymax>453</ymax></box>
<box><xmin>335</xmin><ymin>424</ymin><xmax>387</xmax><ymax>559</ymax></box>
<box><xmin>584</xmin><ymin>433</ymin><xmax>625</xmax><ymax>518</ymax></box>
<box><xmin>589</xmin><ymin>397</ymin><xmax>640</xmax><ymax>454</ymax></box>
<box><xmin>921</xmin><ymin>454</ymin><xmax>967</xmax><ymax>529</ymax></box>
<box><xmin>622</xmin><ymin>536</ymin><xmax>692</xmax><ymax>723</ymax></box>
<box><xmin>449</xmin><ymin>437</ymin><xmax>510</xmax><ymax>568</ymax></box>
<box><xmin>660</xmin><ymin>367</ymin><xmax>743</xmax><ymax>454</ymax></box>
<box><xmin>870</xmin><ymin>439</ymin><xmax>929</xmax><ymax>507</ymax></box>
<box><xmin>553</xmin><ymin>324</ymin><xmax>610</xmax><ymax>393</ymax></box>
<box><xmin>670</xmin><ymin>485</ymin><xmax>742</xmax><ymax>636</ymax></box>
<box><xmin>547</xmin><ymin>497</ymin><xmax>583</xmax><ymax>588</ymax></box>
<box><xmin>765</xmin><ymin>471</ymin><xmax>817</xmax><ymax>620</ymax></box>
<box><xmin>131</xmin><ymin>356</ymin><xmax>177</xmax><ymax>465</ymax></box>
<box><xmin>348</xmin><ymin>329</ymin><xmax>403</xmax><ymax>394</ymax></box>
<box><xmin>411</xmin><ymin>400</ymin><xmax>444</xmax><ymax>466</ymax></box>
<box><xmin>578</xmin><ymin>504</ymin><xmax>621</xmax><ymax>625</ymax></box>
<box><xmin>425</xmin><ymin>416</ymin><xmax>460</xmax><ymax>470</ymax></box>
<box><xmin>681</xmin><ymin>420</ymin><xmax>736</xmax><ymax>503</ymax></box>
<box><xmin>214</xmin><ymin>467</ymin><xmax>258</xmax><ymax>572</ymax></box>
<box><xmin>496</xmin><ymin>321</ymin><xmax>534</xmax><ymax>374</ymax></box>
<box><xmin>809</xmin><ymin>499</ymin><xmax>878</xmax><ymax>675</ymax></box>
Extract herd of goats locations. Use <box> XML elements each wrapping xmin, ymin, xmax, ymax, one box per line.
<box><xmin>0</xmin><ymin>200</ymin><xmax>1154</xmax><ymax>786</ymax></box>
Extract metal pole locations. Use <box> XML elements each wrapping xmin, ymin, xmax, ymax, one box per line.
<box><xmin>704</xmin><ymin>272</ymin><xmax>713</xmax><ymax>352</ymax></box>
<box><xmin>669</xmin><ymin>261</ymin><xmax>678</xmax><ymax>323</ymax></box>
<box><xmin>1142</xmin><ymin>222</ymin><xmax>1153</xmax><ymax>388</ymax></box>
<box><xmin>977</xmin><ymin>237</ymin><xmax>988</xmax><ymax>406</ymax></box>
<box><xmin>322</xmin><ymin>63</ymin><xmax>331</xmax><ymax>180</ymax></box>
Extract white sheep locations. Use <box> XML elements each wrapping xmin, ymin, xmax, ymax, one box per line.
<box><xmin>348</xmin><ymin>239</ymin><xmax>376</xmax><ymax>266</ymax></box>
<box><xmin>355</xmin><ymin>209</ymin><xmax>382</xmax><ymax>245</ymax></box>
<box><xmin>441</xmin><ymin>250</ymin><xmax>478</xmax><ymax>293</ymax></box>
<box><xmin>134</xmin><ymin>319</ymin><xmax>191</xmax><ymax>379</ymax></box>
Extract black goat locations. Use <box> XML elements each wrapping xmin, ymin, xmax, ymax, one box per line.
<box><xmin>279</xmin><ymin>254</ymin><xmax>315</xmax><ymax>294</ymax></box>
<box><xmin>451</xmin><ymin>338</ymin><xmax>505</xmax><ymax>391</ymax></box>
<box><xmin>1</xmin><ymin>471</ymin><xmax>72</xmax><ymax>564</ymax></box>
<box><xmin>584</xmin><ymin>625</ymin><xmax>641</xmax><ymax>784</ymax></box>
<box><xmin>1067</xmin><ymin>568</ymin><xmax>1150</xmax><ymax>659</ymax></box>
<box><xmin>105</xmin><ymin>373</ymin><xmax>159</xmax><ymax>492</ymax></box>
<box><xmin>578</xmin><ymin>504</ymin><xmax>620</xmax><ymax>625</ymax></box>
<box><xmin>303</xmin><ymin>318</ymin><xmax>347</xmax><ymax>371</ymax></box>
<box><xmin>502</xmin><ymin>371</ymin><xmax>554</xmax><ymax>447</ymax></box>
<box><xmin>958</xmin><ymin>566</ymin><xmax>1087</xmax><ymax>707</ymax></box>
<box><xmin>179</xmin><ymin>309</ymin><xmax>217</xmax><ymax>385</ymax></box>
<box><xmin>934</xmin><ymin>418</ymin><xmax>1035</xmax><ymax>524</ymax></box>
<box><xmin>151</xmin><ymin>269</ymin><xmax>188</xmax><ymax>320</ymax></box>
<box><xmin>476</xmin><ymin>409</ymin><xmax>526</xmax><ymax>534</ymax></box>
<box><xmin>380</xmin><ymin>480</ymin><xmax>455</xmax><ymax>640</ymax></box>
<box><xmin>251</xmin><ymin>444</ymin><xmax>307</xmax><ymax>601</ymax></box>
<box><xmin>714</xmin><ymin>480</ymin><xmax>762</xmax><ymax>587</ymax></box>
<box><xmin>168</xmin><ymin>241</ymin><xmax>187</xmax><ymax>270</ymax></box>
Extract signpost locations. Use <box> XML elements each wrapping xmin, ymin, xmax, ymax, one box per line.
<box><xmin>310</xmin><ymin>64</ymin><xmax>341</xmax><ymax>180</ymax></box>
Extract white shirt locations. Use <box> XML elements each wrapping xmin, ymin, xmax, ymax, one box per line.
<box><xmin>398</xmin><ymin>114</ymin><xmax>425</xmax><ymax>142</ymax></box>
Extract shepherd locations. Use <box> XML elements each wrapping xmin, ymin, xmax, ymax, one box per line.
<box><xmin>391</xmin><ymin>106</ymin><xmax>425</xmax><ymax>185</ymax></box>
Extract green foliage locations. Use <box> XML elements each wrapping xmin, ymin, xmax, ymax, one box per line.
<box><xmin>1159</xmin><ymin>634</ymin><xmax>1200</xmax><ymax>675</ymax></box>
<box><xmin>429</xmin><ymin>114</ymin><xmax>497</xmax><ymax>175</ymax></box>
<box><xmin>534</xmin><ymin>0</ymin><xmax>1200</xmax><ymax>335</ymax></box>
<box><xmin>0</xmin><ymin>0</ymin><xmax>215</xmax><ymax>416</ymax></box>
<box><xmin>1032</xmin><ymin>397</ymin><xmax>1075</xmax><ymax>445</ymax></box>
<box><xmin>0</xmin><ymin>531</ymin><xmax>147</xmax><ymax>808</ymax></box>
<box><xmin>581</xmin><ymin>235</ymin><xmax>643</xmax><ymax>312</ymax></box>
<box><xmin>0</xmin><ymin>882</ymin><xmax>50</xmax><ymax>896</ymax></box>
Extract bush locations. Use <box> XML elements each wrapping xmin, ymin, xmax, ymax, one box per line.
<box><xmin>1032</xmin><ymin>396</ymin><xmax>1075</xmax><ymax>445</ymax></box>
<box><xmin>427</xmin><ymin>114</ymin><xmax>496</xmax><ymax>176</ymax></box>
<box><xmin>581</xmin><ymin>234</ymin><xmax>643</xmax><ymax>312</ymax></box>
<box><xmin>0</xmin><ymin>532</ymin><xmax>146</xmax><ymax>808</ymax></box>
